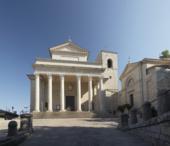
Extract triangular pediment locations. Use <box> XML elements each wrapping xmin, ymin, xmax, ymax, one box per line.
<box><xmin>120</xmin><ymin>63</ymin><xmax>138</xmax><ymax>80</ymax></box>
<box><xmin>50</xmin><ymin>41</ymin><xmax>88</xmax><ymax>54</ymax></box>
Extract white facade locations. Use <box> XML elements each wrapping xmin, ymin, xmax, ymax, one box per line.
<box><xmin>118</xmin><ymin>58</ymin><xmax>170</xmax><ymax>109</ymax></box>
<box><xmin>28</xmin><ymin>41</ymin><xmax>118</xmax><ymax>113</ymax></box>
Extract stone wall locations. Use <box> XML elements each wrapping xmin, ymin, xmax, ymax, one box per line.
<box><xmin>0</xmin><ymin>119</ymin><xmax>20</xmax><ymax>130</ymax></box>
<box><xmin>126</xmin><ymin>112</ymin><xmax>170</xmax><ymax>146</ymax></box>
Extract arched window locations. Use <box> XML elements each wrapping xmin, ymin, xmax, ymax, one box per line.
<box><xmin>107</xmin><ymin>59</ymin><xmax>113</xmax><ymax>68</ymax></box>
<box><xmin>127</xmin><ymin>79</ymin><xmax>134</xmax><ymax>88</ymax></box>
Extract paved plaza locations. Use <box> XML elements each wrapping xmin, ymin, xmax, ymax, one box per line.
<box><xmin>20</xmin><ymin>118</ymin><xmax>152</xmax><ymax>146</ymax></box>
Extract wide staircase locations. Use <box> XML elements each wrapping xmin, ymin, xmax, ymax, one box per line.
<box><xmin>32</xmin><ymin>111</ymin><xmax>117</xmax><ymax>119</ymax></box>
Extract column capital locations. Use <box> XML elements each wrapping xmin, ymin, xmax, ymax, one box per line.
<box><xmin>47</xmin><ymin>73</ymin><xmax>52</xmax><ymax>77</ymax></box>
<box><xmin>88</xmin><ymin>76</ymin><xmax>92</xmax><ymax>80</ymax></box>
<box><xmin>99</xmin><ymin>76</ymin><xmax>104</xmax><ymax>79</ymax></box>
<box><xmin>35</xmin><ymin>73</ymin><xmax>40</xmax><ymax>77</ymax></box>
<box><xmin>76</xmin><ymin>75</ymin><xmax>81</xmax><ymax>79</ymax></box>
<box><xmin>59</xmin><ymin>74</ymin><xmax>65</xmax><ymax>77</ymax></box>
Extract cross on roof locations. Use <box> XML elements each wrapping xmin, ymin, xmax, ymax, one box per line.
<box><xmin>68</xmin><ymin>36</ymin><xmax>72</xmax><ymax>42</ymax></box>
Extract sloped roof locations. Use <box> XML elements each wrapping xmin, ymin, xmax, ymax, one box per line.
<box><xmin>142</xmin><ymin>58</ymin><xmax>170</xmax><ymax>63</ymax></box>
<box><xmin>120</xmin><ymin>58</ymin><xmax>170</xmax><ymax>80</ymax></box>
<box><xmin>120</xmin><ymin>62</ymin><xmax>138</xmax><ymax>80</ymax></box>
<box><xmin>49</xmin><ymin>41</ymin><xmax>88</xmax><ymax>56</ymax></box>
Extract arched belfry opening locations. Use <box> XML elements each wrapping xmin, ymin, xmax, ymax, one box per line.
<box><xmin>107</xmin><ymin>59</ymin><xmax>113</xmax><ymax>68</ymax></box>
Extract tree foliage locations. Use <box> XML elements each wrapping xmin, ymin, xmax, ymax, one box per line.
<box><xmin>160</xmin><ymin>49</ymin><xmax>170</xmax><ymax>58</ymax></box>
<box><xmin>117</xmin><ymin>104</ymin><xmax>132</xmax><ymax>113</ymax></box>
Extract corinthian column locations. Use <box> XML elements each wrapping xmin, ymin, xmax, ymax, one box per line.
<box><xmin>88</xmin><ymin>76</ymin><xmax>93</xmax><ymax>111</ymax></box>
<box><xmin>99</xmin><ymin>77</ymin><xmax>104</xmax><ymax>112</ymax></box>
<box><xmin>47</xmin><ymin>74</ymin><xmax>53</xmax><ymax>112</ymax></box>
<box><xmin>60</xmin><ymin>75</ymin><xmax>65</xmax><ymax>111</ymax></box>
<box><xmin>35</xmin><ymin>74</ymin><xmax>40</xmax><ymax>112</ymax></box>
<box><xmin>77</xmin><ymin>76</ymin><xmax>82</xmax><ymax>111</ymax></box>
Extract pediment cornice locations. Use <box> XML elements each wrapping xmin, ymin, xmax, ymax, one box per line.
<box><xmin>49</xmin><ymin>41</ymin><xmax>88</xmax><ymax>55</ymax></box>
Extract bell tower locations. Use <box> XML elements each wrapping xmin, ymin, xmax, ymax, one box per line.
<box><xmin>96</xmin><ymin>50</ymin><xmax>118</xmax><ymax>95</ymax></box>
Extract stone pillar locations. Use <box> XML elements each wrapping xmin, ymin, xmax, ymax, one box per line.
<box><xmin>120</xmin><ymin>114</ymin><xmax>129</xmax><ymax>128</ymax></box>
<box><xmin>77</xmin><ymin>76</ymin><xmax>82</xmax><ymax>111</ymax></box>
<box><xmin>99</xmin><ymin>77</ymin><xmax>104</xmax><ymax>90</ymax></box>
<box><xmin>129</xmin><ymin>108</ymin><xmax>138</xmax><ymax>125</ymax></box>
<box><xmin>60</xmin><ymin>75</ymin><xmax>65</xmax><ymax>111</ymax></box>
<box><xmin>20</xmin><ymin>114</ymin><xmax>33</xmax><ymax>132</ymax></box>
<box><xmin>99</xmin><ymin>77</ymin><xmax>104</xmax><ymax>112</ymax></box>
<box><xmin>35</xmin><ymin>74</ymin><xmax>40</xmax><ymax>112</ymax></box>
<box><xmin>88</xmin><ymin>76</ymin><xmax>93</xmax><ymax>111</ymax></box>
<box><xmin>8</xmin><ymin>121</ymin><xmax>18</xmax><ymax>136</ymax></box>
<box><xmin>158</xmin><ymin>90</ymin><xmax>170</xmax><ymax>115</ymax></box>
<box><xmin>142</xmin><ymin>101</ymin><xmax>152</xmax><ymax>121</ymax></box>
<box><xmin>48</xmin><ymin>74</ymin><xmax>53</xmax><ymax>112</ymax></box>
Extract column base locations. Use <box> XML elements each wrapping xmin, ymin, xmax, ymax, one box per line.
<box><xmin>76</xmin><ymin>110</ymin><xmax>82</xmax><ymax>112</ymax></box>
<box><xmin>88</xmin><ymin>107</ymin><xmax>92</xmax><ymax>112</ymax></box>
<box><xmin>46</xmin><ymin>110</ymin><xmax>53</xmax><ymax>112</ymax></box>
<box><xmin>59</xmin><ymin>109</ymin><xmax>65</xmax><ymax>112</ymax></box>
<box><xmin>32</xmin><ymin>110</ymin><xmax>40</xmax><ymax>113</ymax></box>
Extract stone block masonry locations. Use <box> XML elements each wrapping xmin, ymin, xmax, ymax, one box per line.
<box><xmin>125</xmin><ymin>112</ymin><xmax>170</xmax><ymax>146</ymax></box>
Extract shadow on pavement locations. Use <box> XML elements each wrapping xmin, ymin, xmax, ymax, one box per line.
<box><xmin>84</xmin><ymin>118</ymin><xmax>117</xmax><ymax>122</ymax></box>
<box><xmin>20</xmin><ymin>126</ymin><xmax>152</xmax><ymax>146</ymax></box>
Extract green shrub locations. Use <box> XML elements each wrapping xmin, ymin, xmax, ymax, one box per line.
<box><xmin>160</xmin><ymin>49</ymin><xmax>170</xmax><ymax>58</ymax></box>
<box><xmin>124</xmin><ymin>104</ymin><xmax>132</xmax><ymax>111</ymax></box>
<box><xmin>117</xmin><ymin>105</ymin><xmax>125</xmax><ymax>113</ymax></box>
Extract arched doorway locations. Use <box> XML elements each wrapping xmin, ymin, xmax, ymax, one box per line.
<box><xmin>126</xmin><ymin>78</ymin><xmax>135</xmax><ymax>107</ymax></box>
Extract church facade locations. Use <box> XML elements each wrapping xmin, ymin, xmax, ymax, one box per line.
<box><xmin>28</xmin><ymin>41</ymin><xmax>118</xmax><ymax>113</ymax></box>
<box><xmin>118</xmin><ymin>58</ymin><xmax>170</xmax><ymax>110</ymax></box>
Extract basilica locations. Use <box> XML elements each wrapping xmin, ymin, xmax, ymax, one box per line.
<box><xmin>27</xmin><ymin>41</ymin><xmax>118</xmax><ymax>113</ymax></box>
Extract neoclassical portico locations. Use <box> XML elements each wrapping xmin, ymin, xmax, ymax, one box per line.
<box><xmin>32</xmin><ymin>73</ymin><xmax>104</xmax><ymax>112</ymax></box>
<box><xmin>28</xmin><ymin>41</ymin><xmax>118</xmax><ymax>113</ymax></box>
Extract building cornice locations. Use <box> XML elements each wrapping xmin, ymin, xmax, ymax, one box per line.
<box><xmin>120</xmin><ymin>63</ymin><xmax>139</xmax><ymax>80</ymax></box>
<box><xmin>49</xmin><ymin>41</ymin><xmax>88</xmax><ymax>52</ymax></box>
<box><xmin>49</xmin><ymin>41</ymin><xmax>89</xmax><ymax>57</ymax></box>
<box><xmin>33</xmin><ymin>63</ymin><xmax>105</xmax><ymax>71</ymax></box>
<box><xmin>100</xmin><ymin>50</ymin><xmax>118</xmax><ymax>54</ymax></box>
<box><xmin>142</xmin><ymin>58</ymin><xmax>170</xmax><ymax>64</ymax></box>
<box><xmin>50</xmin><ymin>50</ymin><xmax>88</xmax><ymax>55</ymax></box>
<box><xmin>120</xmin><ymin>58</ymin><xmax>170</xmax><ymax>80</ymax></box>
<box><xmin>35</xmin><ymin>58</ymin><xmax>102</xmax><ymax>66</ymax></box>
<box><xmin>27</xmin><ymin>74</ymin><xmax>35</xmax><ymax>80</ymax></box>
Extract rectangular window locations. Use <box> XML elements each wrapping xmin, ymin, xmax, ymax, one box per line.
<box><xmin>130</xmin><ymin>94</ymin><xmax>134</xmax><ymax>106</ymax></box>
<box><xmin>146</xmin><ymin>69</ymin><xmax>150</xmax><ymax>75</ymax></box>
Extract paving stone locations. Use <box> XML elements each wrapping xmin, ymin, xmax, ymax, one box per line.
<box><xmin>20</xmin><ymin>118</ymin><xmax>152</xmax><ymax>146</ymax></box>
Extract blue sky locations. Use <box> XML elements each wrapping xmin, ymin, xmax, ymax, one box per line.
<box><xmin>0</xmin><ymin>0</ymin><xmax>170</xmax><ymax>113</ymax></box>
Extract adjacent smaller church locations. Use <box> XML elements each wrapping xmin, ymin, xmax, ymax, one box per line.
<box><xmin>28</xmin><ymin>41</ymin><xmax>118</xmax><ymax>113</ymax></box>
<box><xmin>118</xmin><ymin>58</ymin><xmax>170</xmax><ymax>110</ymax></box>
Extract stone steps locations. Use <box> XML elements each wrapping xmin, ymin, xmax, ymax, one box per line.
<box><xmin>32</xmin><ymin>111</ymin><xmax>117</xmax><ymax>119</ymax></box>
